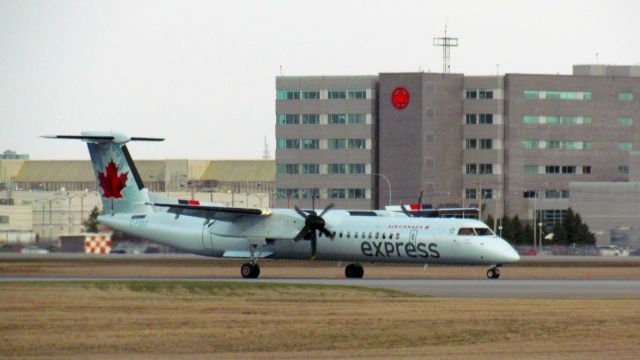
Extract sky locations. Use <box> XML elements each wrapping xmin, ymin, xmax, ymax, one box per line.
<box><xmin>1</xmin><ymin>0</ymin><xmax>639</xmax><ymax>160</ymax></box>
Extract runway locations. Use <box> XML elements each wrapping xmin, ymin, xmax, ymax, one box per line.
<box><xmin>2</xmin><ymin>276</ymin><xmax>639</xmax><ymax>298</ymax></box>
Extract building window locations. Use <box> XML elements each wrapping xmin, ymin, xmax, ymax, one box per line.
<box><xmin>524</xmin><ymin>165</ymin><xmax>539</xmax><ymax>174</ymax></box>
<box><xmin>465</xmin><ymin>89</ymin><xmax>477</xmax><ymax>99</ymax></box>
<box><xmin>545</xmin><ymin>166</ymin><xmax>560</xmax><ymax>174</ymax></box>
<box><xmin>328</xmin><ymin>114</ymin><xmax>347</xmax><ymax>124</ymax></box>
<box><xmin>523</xmin><ymin>140</ymin><xmax>539</xmax><ymax>149</ymax></box>
<box><xmin>465</xmin><ymin>139</ymin><xmax>477</xmax><ymax>149</ymax></box>
<box><xmin>277</xmin><ymin>139</ymin><xmax>300</xmax><ymax>149</ymax></box>
<box><xmin>548</xmin><ymin>140</ymin><xmax>561</xmax><ymax>149</ymax></box>
<box><xmin>582</xmin><ymin>166</ymin><xmax>592</xmax><ymax>174</ymax></box>
<box><xmin>348</xmin><ymin>138</ymin><xmax>366</xmax><ymax>149</ymax></box>
<box><xmin>618</xmin><ymin>117</ymin><xmax>634</xmax><ymax>126</ymax></box>
<box><xmin>328</xmin><ymin>188</ymin><xmax>346</xmax><ymax>199</ymax></box>
<box><xmin>480</xmin><ymin>139</ymin><xmax>493</xmax><ymax>149</ymax></box>
<box><xmin>302</xmin><ymin>139</ymin><xmax>319</xmax><ymax>149</ymax></box>
<box><xmin>328</xmin><ymin>139</ymin><xmax>346</xmax><ymax>149</ymax></box>
<box><xmin>275</xmin><ymin>164</ymin><xmax>299</xmax><ymax>175</ymax></box>
<box><xmin>523</xmin><ymin>190</ymin><xmax>536</xmax><ymax>198</ymax></box>
<box><xmin>302</xmin><ymin>114</ymin><xmax>320</xmax><ymax>124</ymax></box>
<box><xmin>479</xmin><ymin>90</ymin><xmax>493</xmax><ymax>99</ymax></box>
<box><xmin>465</xmin><ymin>188</ymin><xmax>477</xmax><ymax>199</ymax></box>
<box><xmin>523</xmin><ymin>115</ymin><xmax>593</xmax><ymax>125</ymax></box>
<box><xmin>619</xmin><ymin>92</ymin><xmax>634</xmax><ymax>102</ymax></box>
<box><xmin>619</xmin><ymin>166</ymin><xmax>630</xmax><ymax>174</ymax></box>
<box><xmin>301</xmin><ymin>188</ymin><xmax>320</xmax><ymax>199</ymax></box>
<box><xmin>277</xmin><ymin>114</ymin><xmax>300</xmax><ymax>125</ymax></box>
<box><xmin>465</xmin><ymin>164</ymin><xmax>477</xmax><ymax>174</ymax></box>
<box><xmin>465</xmin><ymin>114</ymin><xmax>477</xmax><ymax>124</ymax></box>
<box><xmin>328</xmin><ymin>90</ymin><xmax>347</xmax><ymax>99</ymax></box>
<box><xmin>546</xmin><ymin>190</ymin><xmax>560</xmax><ymax>199</ymax></box>
<box><xmin>479</xmin><ymin>164</ymin><xmax>493</xmax><ymax>175</ymax></box>
<box><xmin>479</xmin><ymin>114</ymin><xmax>493</xmax><ymax>124</ymax></box>
<box><xmin>348</xmin><ymin>163</ymin><xmax>366</xmax><ymax>174</ymax></box>
<box><xmin>328</xmin><ymin>164</ymin><xmax>346</xmax><ymax>174</ymax></box>
<box><xmin>302</xmin><ymin>164</ymin><xmax>320</xmax><ymax>174</ymax></box>
<box><xmin>524</xmin><ymin>90</ymin><xmax>592</xmax><ymax>100</ymax></box>
<box><xmin>348</xmin><ymin>188</ymin><xmax>366</xmax><ymax>199</ymax></box>
<box><xmin>277</xmin><ymin>90</ymin><xmax>300</xmax><ymax>100</ymax></box>
<box><xmin>0</xmin><ymin>215</ymin><xmax>8</xmax><ymax>224</ymax></box>
<box><xmin>481</xmin><ymin>188</ymin><xmax>493</xmax><ymax>199</ymax></box>
<box><xmin>276</xmin><ymin>189</ymin><xmax>299</xmax><ymax>199</ymax></box>
<box><xmin>618</xmin><ymin>142</ymin><xmax>633</xmax><ymax>151</ymax></box>
<box><xmin>302</xmin><ymin>90</ymin><xmax>320</xmax><ymax>100</ymax></box>
<box><xmin>348</xmin><ymin>89</ymin><xmax>367</xmax><ymax>99</ymax></box>
<box><xmin>348</xmin><ymin>114</ymin><xmax>365</xmax><ymax>124</ymax></box>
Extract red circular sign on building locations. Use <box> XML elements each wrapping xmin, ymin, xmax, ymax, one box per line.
<box><xmin>391</xmin><ymin>87</ymin><xmax>410</xmax><ymax>109</ymax></box>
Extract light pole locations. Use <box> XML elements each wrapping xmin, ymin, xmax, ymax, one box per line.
<box><xmin>538</xmin><ymin>222</ymin><xmax>543</xmax><ymax>251</ymax></box>
<box><xmin>372</xmin><ymin>173</ymin><xmax>392</xmax><ymax>207</ymax></box>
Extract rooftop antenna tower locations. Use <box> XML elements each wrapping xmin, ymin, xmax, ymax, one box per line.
<box><xmin>433</xmin><ymin>20</ymin><xmax>458</xmax><ymax>74</ymax></box>
<box><xmin>262</xmin><ymin>136</ymin><xmax>271</xmax><ymax>159</ymax></box>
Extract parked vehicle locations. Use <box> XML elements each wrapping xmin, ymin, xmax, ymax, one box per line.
<box><xmin>20</xmin><ymin>245</ymin><xmax>49</xmax><ymax>254</ymax></box>
<box><xmin>597</xmin><ymin>245</ymin><xmax>630</xmax><ymax>257</ymax></box>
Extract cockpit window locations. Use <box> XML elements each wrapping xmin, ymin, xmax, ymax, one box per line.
<box><xmin>457</xmin><ymin>227</ymin><xmax>495</xmax><ymax>236</ymax></box>
<box><xmin>457</xmin><ymin>228</ymin><xmax>475</xmax><ymax>235</ymax></box>
<box><xmin>474</xmin><ymin>228</ymin><xmax>494</xmax><ymax>236</ymax></box>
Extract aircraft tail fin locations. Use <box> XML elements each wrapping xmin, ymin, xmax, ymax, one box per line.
<box><xmin>43</xmin><ymin>131</ymin><xmax>164</xmax><ymax>215</ymax></box>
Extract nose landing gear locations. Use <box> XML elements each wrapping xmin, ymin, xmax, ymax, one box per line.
<box><xmin>486</xmin><ymin>265</ymin><xmax>501</xmax><ymax>279</ymax></box>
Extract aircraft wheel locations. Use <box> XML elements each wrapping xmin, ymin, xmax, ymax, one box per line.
<box><xmin>486</xmin><ymin>268</ymin><xmax>500</xmax><ymax>279</ymax></box>
<box><xmin>241</xmin><ymin>263</ymin><xmax>260</xmax><ymax>279</ymax></box>
<box><xmin>345</xmin><ymin>264</ymin><xmax>363</xmax><ymax>279</ymax></box>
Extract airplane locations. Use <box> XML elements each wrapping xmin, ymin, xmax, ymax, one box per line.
<box><xmin>44</xmin><ymin>131</ymin><xmax>520</xmax><ymax>279</ymax></box>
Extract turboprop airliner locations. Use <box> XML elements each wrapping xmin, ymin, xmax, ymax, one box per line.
<box><xmin>44</xmin><ymin>132</ymin><xmax>519</xmax><ymax>279</ymax></box>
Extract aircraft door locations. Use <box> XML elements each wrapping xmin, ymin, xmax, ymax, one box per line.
<box><xmin>202</xmin><ymin>220</ymin><xmax>215</xmax><ymax>250</ymax></box>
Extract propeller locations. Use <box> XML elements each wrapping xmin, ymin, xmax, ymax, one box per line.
<box><xmin>292</xmin><ymin>189</ymin><xmax>334</xmax><ymax>259</ymax></box>
<box><xmin>399</xmin><ymin>201</ymin><xmax>414</xmax><ymax>217</ymax></box>
<box><xmin>400</xmin><ymin>189</ymin><xmax>424</xmax><ymax>217</ymax></box>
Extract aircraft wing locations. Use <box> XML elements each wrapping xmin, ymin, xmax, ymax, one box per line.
<box><xmin>153</xmin><ymin>202</ymin><xmax>271</xmax><ymax>222</ymax></box>
<box><xmin>153</xmin><ymin>203</ymin><xmax>312</xmax><ymax>241</ymax></box>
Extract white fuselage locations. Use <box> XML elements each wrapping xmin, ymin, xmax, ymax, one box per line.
<box><xmin>99</xmin><ymin>208</ymin><xmax>520</xmax><ymax>266</ymax></box>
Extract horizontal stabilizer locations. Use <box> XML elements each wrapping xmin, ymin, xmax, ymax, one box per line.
<box><xmin>42</xmin><ymin>131</ymin><xmax>164</xmax><ymax>143</ymax></box>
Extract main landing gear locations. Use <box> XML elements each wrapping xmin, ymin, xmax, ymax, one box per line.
<box><xmin>486</xmin><ymin>265</ymin><xmax>501</xmax><ymax>279</ymax></box>
<box><xmin>345</xmin><ymin>263</ymin><xmax>364</xmax><ymax>279</ymax></box>
<box><xmin>241</xmin><ymin>262</ymin><xmax>261</xmax><ymax>279</ymax></box>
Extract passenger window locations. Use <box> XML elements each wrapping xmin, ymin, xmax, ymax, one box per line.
<box><xmin>354</xmin><ymin>232</ymin><xmax>358</xmax><ymax>239</ymax></box>
<box><xmin>368</xmin><ymin>233</ymin><xmax>372</xmax><ymax>239</ymax></box>
<box><xmin>339</xmin><ymin>232</ymin><xmax>343</xmax><ymax>238</ymax></box>
<box><xmin>362</xmin><ymin>232</ymin><xmax>366</xmax><ymax>238</ymax></box>
<box><xmin>457</xmin><ymin>228</ymin><xmax>475</xmax><ymax>236</ymax></box>
<box><xmin>395</xmin><ymin>233</ymin><xmax>400</xmax><ymax>240</ymax></box>
<box><xmin>375</xmin><ymin>232</ymin><xmax>379</xmax><ymax>239</ymax></box>
<box><xmin>347</xmin><ymin>232</ymin><xmax>351</xmax><ymax>238</ymax></box>
<box><xmin>382</xmin><ymin>233</ymin><xmax>386</xmax><ymax>239</ymax></box>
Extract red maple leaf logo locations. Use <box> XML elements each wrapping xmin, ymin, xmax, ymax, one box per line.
<box><xmin>391</xmin><ymin>87</ymin><xmax>410</xmax><ymax>110</ymax></box>
<box><xmin>98</xmin><ymin>160</ymin><xmax>128</xmax><ymax>198</ymax></box>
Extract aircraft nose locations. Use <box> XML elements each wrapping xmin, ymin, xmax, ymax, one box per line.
<box><xmin>500</xmin><ymin>240</ymin><xmax>520</xmax><ymax>263</ymax></box>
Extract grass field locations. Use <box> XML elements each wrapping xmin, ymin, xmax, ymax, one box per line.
<box><xmin>1</xmin><ymin>281</ymin><xmax>640</xmax><ymax>359</ymax></box>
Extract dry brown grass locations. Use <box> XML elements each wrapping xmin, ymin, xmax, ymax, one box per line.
<box><xmin>1</xmin><ymin>258</ymin><xmax>640</xmax><ymax>280</ymax></box>
<box><xmin>1</xmin><ymin>282</ymin><xmax>640</xmax><ymax>359</ymax></box>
